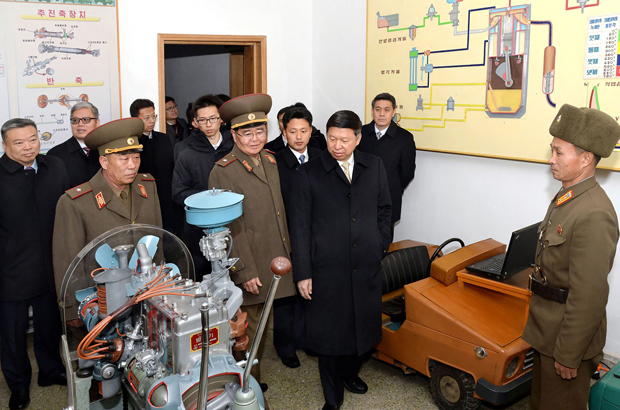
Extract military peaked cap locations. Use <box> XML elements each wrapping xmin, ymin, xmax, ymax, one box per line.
<box><xmin>85</xmin><ymin>118</ymin><xmax>144</xmax><ymax>156</ymax></box>
<box><xmin>220</xmin><ymin>94</ymin><xmax>272</xmax><ymax>129</ymax></box>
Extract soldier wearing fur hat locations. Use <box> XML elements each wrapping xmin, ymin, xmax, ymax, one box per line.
<box><xmin>208</xmin><ymin>94</ymin><xmax>296</xmax><ymax>385</ymax></box>
<box><xmin>522</xmin><ymin>104</ymin><xmax>620</xmax><ymax>410</ymax></box>
<box><xmin>53</xmin><ymin>118</ymin><xmax>163</xmax><ymax>325</ymax></box>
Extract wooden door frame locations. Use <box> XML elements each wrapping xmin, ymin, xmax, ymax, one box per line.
<box><xmin>157</xmin><ymin>34</ymin><xmax>267</xmax><ymax>132</ymax></box>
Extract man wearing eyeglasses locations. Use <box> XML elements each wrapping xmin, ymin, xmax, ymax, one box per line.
<box><xmin>172</xmin><ymin>94</ymin><xmax>234</xmax><ymax>280</ymax></box>
<box><xmin>47</xmin><ymin>101</ymin><xmax>101</xmax><ymax>188</ymax></box>
<box><xmin>131</xmin><ymin>99</ymin><xmax>181</xmax><ymax>237</ymax></box>
<box><xmin>165</xmin><ymin>96</ymin><xmax>188</xmax><ymax>147</ymax></box>
<box><xmin>208</xmin><ymin>94</ymin><xmax>296</xmax><ymax>386</ymax></box>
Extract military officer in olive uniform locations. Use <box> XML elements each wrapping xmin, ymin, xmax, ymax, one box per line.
<box><xmin>53</xmin><ymin>118</ymin><xmax>163</xmax><ymax>324</ymax></box>
<box><xmin>522</xmin><ymin>104</ymin><xmax>620</xmax><ymax>410</ymax></box>
<box><xmin>208</xmin><ymin>94</ymin><xmax>296</xmax><ymax>383</ymax></box>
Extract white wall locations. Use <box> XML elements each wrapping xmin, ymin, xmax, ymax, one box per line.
<box><xmin>311</xmin><ymin>0</ymin><xmax>620</xmax><ymax>357</ymax></box>
<box><xmin>165</xmin><ymin>53</ymin><xmax>230</xmax><ymax>121</ymax></box>
<box><xmin>117</xmin><ymin>0</ymin><xmax>313</xmax><ymax>139</ymax></box>
<box><xmin>118</xmin><ymin>0</ymin><xmax>620</xmax><ymax>357</ymax></box>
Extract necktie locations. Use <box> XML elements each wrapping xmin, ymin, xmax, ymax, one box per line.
<box><xmin>299</xmin><ymin>154</ymin><xmax>306</xmax><ymax>164</ymax></box>
<box><xmin>83</xmin><ymin>147</ymin><xmax>90</xmax><ymax>156</ymax></box>
<box><xmin>377</xmin><ymin>131</ymin><xmax>382</xmax><ymax>140</ymax></box>
<box><xmin>25</xmin><ymin>167</ymin><xmax>34</xmax><ymax>170</ymax></box>
<box><xmin>342</xmin><ymin>162</ymin><xmax>351</xmax><ymax>182</ymax></box>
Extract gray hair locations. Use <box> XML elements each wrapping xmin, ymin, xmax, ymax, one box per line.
<box><xmin>1</xmin><ymin>118</ymin><xmax>37</xmax><ymax>141</ymax></box>
<box><xmin>70</xmin><ymin>101</ymin><xmax>99</xmax><ymax>118</ymax></box>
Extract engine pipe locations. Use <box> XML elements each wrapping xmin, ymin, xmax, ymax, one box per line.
<box><xmin>197</xmin><ymin>302</ymin><xmax>210</xmax><ymax>410</ymax></box>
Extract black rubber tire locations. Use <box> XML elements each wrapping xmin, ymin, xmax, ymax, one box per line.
<box><xmin>429</xmin><ymin>363</ymin><xmax>481</xmax><ymax>410</ymax></box>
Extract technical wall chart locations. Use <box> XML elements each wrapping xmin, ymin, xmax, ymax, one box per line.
<box><xmin>366</xmin><ymin>0</ymin><xmax>620</xmax><ymax>170</ymax></box>
<box><xmin>0</xmin><ymin>0</ymin><xmax>119</xmax><ymax>154</ymax></box>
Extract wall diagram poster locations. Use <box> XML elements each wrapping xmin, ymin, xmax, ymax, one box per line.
<box><xmin>366</xmin><ymin>0</ymin><xmax>620</xmax><ymax>170</ymax></box>
<box><xmin>0</xmin><ymin>0</ymin><xmax>119</xmax><ymax>154</ymax></box>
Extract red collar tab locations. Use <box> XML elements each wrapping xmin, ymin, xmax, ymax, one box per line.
<box><xmin>556</xmin><ymin>190</ymin><xmax>573</xmax><ymax>207</ymax></box>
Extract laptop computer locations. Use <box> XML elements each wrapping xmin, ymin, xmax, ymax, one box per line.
<box><xmin>466</xmin><ymin>221</ymin><xmax>541</xmax><ymax>279</ymax></box>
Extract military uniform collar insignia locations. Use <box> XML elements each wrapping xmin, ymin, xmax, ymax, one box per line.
<box><xmin>556</xmin><ymin>190</ymin><xmax>573</xmax><ymax>207</ymax></box>
<box><xmin>138</xmin><ymin>184</ymin><xmax>148</xmax><ymax>198</ymax></box>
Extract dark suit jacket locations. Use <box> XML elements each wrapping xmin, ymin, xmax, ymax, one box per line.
<box><xmin>138</xmin><ymin>131</ymin><xmax>181</xmax><ymax>235</ymax></box>
<box><xmin>358</xmin><ymin>121</ymin><xmax>416</xmax><ymax>224</ymax></box>
<box><xmin>289</xmin><ymin>149</ymin><xmax>391</xmax><ymax>356</ymax></box>
<box><xmin>47</xmin><ymin>136</ymin><xmax>100</xmax><ymax>188</ymax></box>
<box><xmin>275</xmin><ymin>146</ymin><xmax>321</xmax><ymax>211</ymax></box>
<box><xmin>166</xmin><ymin>118</ymin><xmax>189</xmax><ymax>146</ymax></box>
<box><xmin>0</xmin><ymin>154</ymin><xmax>69</xmax><ymax>301</ymax></box>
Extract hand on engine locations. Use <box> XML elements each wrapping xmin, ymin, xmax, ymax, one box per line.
<box><xmin>242</xmin><ymin>277</ymin><xmax>262</xmax><ymax>295</ymax></box>
<box><xmin>298</xmin><ymin>279</ymin><xmax>312</xmax><ymax>300</ymax></box>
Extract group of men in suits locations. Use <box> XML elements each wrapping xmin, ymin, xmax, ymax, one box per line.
<box><xmin>0</xmin><ymin>90</ymin><xmax>418</xmax><ymax>410</ymax></box>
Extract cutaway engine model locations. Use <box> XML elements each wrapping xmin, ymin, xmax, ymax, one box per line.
<box><xmin>61</xmin><ymin>189</ymin><xmax>286</xmax><ymax>410</ymax></box>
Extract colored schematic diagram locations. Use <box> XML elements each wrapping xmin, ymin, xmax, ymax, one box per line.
<box><xmin>23</xmin><ymin>57</ymin><xmax>56</xmax><ymax>76</ymax></box>
<box><xmin>486</xmin><ymin>5</ymin><xmax>532</xmax><ymax>114</ymax></box>
<box><xmin>34</xmin><ymin>27</ymin><xmax>74</xmax><ymax>40</ymax></box>
<box><xmin>39</xmin><ymin>43</ymin><xmax>100</xmax><ymax>57</ymax></box>
<box><xmin>38</xmin><ymin>93</ymin><xmax>88</xmax><ymax>109</ymax></box>
<box><xmin>377</xmin><ymin>11</ymin><xmax>399</xmax><ymax>29</ymax></box>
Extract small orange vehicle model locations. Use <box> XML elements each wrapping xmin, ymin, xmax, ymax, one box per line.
<box><xmin>375</xmin><ymin>238</ymin><xmax>534</xmax><ymax>410</ymax></box>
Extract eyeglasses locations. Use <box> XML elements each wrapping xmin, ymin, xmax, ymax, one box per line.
<box><xmin>236</xmin><ymin>129</ymin><xmax>266</xmax><ymax>140</ymax></box>
<box><xmin>141</xmin><ymin>114</ymin><xmax>158</xmax><ymax>122</ymax></box>
<box><xmin>196</xmin><ymin>117</ymin><xmax>221</xmax><ymax>125</ymax></box>
<box><xmin>70</xmin><ymin>117</ymin><xmax>98</xmax><ymax>124</ymax></box>
<box><xmin>166</xmin><ymin>104</ymin><xmax>178</xmax><ymax>111</ymax></box>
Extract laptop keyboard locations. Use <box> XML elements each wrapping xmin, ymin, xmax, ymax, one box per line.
<box><xmin>480</xmin><ymin>258</ymin><xmax>504</xmax><ymax>272</ymax></box>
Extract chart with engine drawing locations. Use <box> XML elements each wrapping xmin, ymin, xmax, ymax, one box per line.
<box><xmin>0</xmin><ymin>1</ymin><xmax>119</xmax><ymax>154</ymax></box>
<box><xmin>367</xmin><ymin>0</ymin><xmax>620</xmax><ymax>170</ymax></box>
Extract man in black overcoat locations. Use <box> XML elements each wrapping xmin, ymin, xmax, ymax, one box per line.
<box><xmin>273</xmin><ymin>107</ymin><xmax>321</xmax><ymax>369</ymax></box>
<box><xmin>172</xmin><ymin>95</ymin><xmax>234</xmax><ymax>280</ymax></box>
<box><xmin>289</xmin><ymin>110</ymin><xmax>391</xmax><ymax>410</ymax></box>
<box><xmin>47</xmin><ymin>101</ymin><xmax>101</xmax><ymax>188</ymax></box>
<box><xmin>0</xmin><ymin>118</ymin><xmax>70</xmax><ymax>410</ymax></box>
<box><xmin>131</xmin><ymin>98</ymin><xmax>183</xmax><ymax>237</ymax></box>
<box><xmin>358</xmin><ymin>92</ymin><xmax>416</xmax><ymax>237</ymax></box>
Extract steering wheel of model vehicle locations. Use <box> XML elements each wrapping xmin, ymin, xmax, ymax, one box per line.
<box><xmin>426</xmin><ymin>238</ymin><xmax>465</xmax><ymax>277</ymax></box>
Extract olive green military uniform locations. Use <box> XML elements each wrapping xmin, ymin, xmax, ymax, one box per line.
<box><xmin>209</xmin><ymin>145</ymin><xmax>295</xmax><ymax>382</ymax></box>
<box><xmin>523</xmin><ymin>104</ymin><xmax>620</xmax><ymax>410</ymax></box>
<box><xmin>53</xmin><ymin>170</ymin><xmax>163</xmax><ymax>319</ymax></box>
<box><xmin>209</xmin><ymin>145</ymin><xmax>295</xmax><ymax>303</ymax></box>
<box><xmin>522</xmin><ymin>177</ymin><xmax>618</xmax><ymax>409</ymax></box>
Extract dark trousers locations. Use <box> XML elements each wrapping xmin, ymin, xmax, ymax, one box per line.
<box><xmin>318</xmin><ymin>353</ymin><xmax>364</xmax><ymax>406</ymax></box>
<box><xmin>0</xmin><ymin>291</ymin><xmax>65</xmax><ymax>392</ymax></box>
<box><xmin>232</xmin><ymin>303</ymin><xmax>267</xmax><ymax>383</ymax></box>
<box><xmin>273</xmin><ymin>295</ymin><xmax>306</xmax><ymax>358</ymax></box>
<box><xmin>531</xmin><ymin>350</ymin><xmax>602</xmax><ymax>410</ymax></box>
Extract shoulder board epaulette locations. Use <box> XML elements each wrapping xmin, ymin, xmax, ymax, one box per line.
<box><xmin>140</xmin><ymin>173</ymin><xmax>155</xmax><ymax>181</ymax></box>
<box><xmin>216</xmin><ymin>153</ymin><xmax>238</xmax><ymax>167</ymax></box>
<box><xmin>66</xmin><ymin>182</ymin><xmax>92</xmax><ymax>199</ymax></box>
<box><xmin>264</xmin><ymin>149</ymin><xmax>275</xmax><ymax>154</ymax></box>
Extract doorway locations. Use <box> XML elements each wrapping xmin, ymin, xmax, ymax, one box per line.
<box><xmin>157</xmin><ymin>34</ymin><xmax>266</xmax><ymax>132</ymax></box>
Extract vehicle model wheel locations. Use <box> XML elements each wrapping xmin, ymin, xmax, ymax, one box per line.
<box><xmin>430</xmin><ymin>363</ymin><xmax>481</xmax><ymax>410</ymax></box>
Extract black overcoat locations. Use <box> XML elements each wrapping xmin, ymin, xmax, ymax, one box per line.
<box><xmin>275</xmin><ymin>146</ymin><xmax>321</xmax><ymax>211</ymax></box>
<box><xmin>138</xmin><ymin>130</ymin><xmax>180</xmax><ymax>235</ymax></box>
<box><xmin>47</xmin><ymin>136</ymin><xmax>101</xmax><ymax>188</ymax></box>
<box><xmin>289</xmin><ymin>149</ymin><xmax>391</xmax><ymax>356</ymax></box>
<box><xmin>0</xmin><ymin>154</ymin><xmax>69</xmax><ymax>301</ymax></box>
<box><xmin>358</xmin><ymin>121</ymin><xmax>416</xmax><ymax>224</ymax></box>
